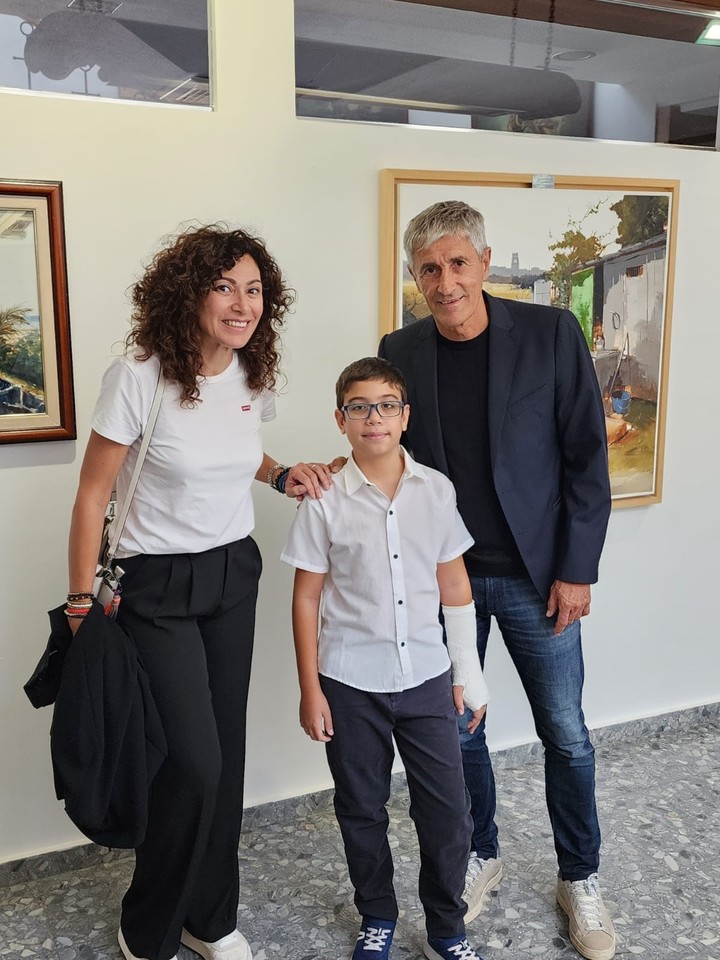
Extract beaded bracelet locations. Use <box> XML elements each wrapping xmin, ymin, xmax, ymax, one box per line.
<box><xmin>67</xmin><ymin>592</ymin><xmax>94</xmax><ymax>603</ymax></box>
<box><xmin>266</xmin><ymin>462</ymin><xmax>289</xmax><ymax>489</ymax></box>
<box><xmin>65</xmin><ymin>608</ymin><xmax>91</xmax><ymax>619</ymax></box>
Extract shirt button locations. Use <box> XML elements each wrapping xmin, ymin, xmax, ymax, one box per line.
<box><xmin>398</xmin><ymin>600</ymin><xmax>403</xmax><ymax>605</ymax></box>
<box><xmin>393</xmin><ymin>554</ymin><xmax>398</xmax><ymax>559</ymax></box>
<box><xmin>401</xmin><ymin>642</ymin><xmax>406</xmax><ymax>647</ymax></box>
<box><xmin>389</xmin><ymin>510</ymin><xmax>394</xmax><ymax>515</ymax></box>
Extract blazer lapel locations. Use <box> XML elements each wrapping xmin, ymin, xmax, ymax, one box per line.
<box><xmin>410</xmin><ymin>319</ymin><xmax>448</xmax><ymax>473</ymax></box>
<box><xmin>486</xmin><ymin>295</ymin><xmax>518</xmax><ymax>469</ymax></box>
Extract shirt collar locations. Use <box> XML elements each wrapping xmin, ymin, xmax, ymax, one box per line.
<box><xmin>341</xmin><ymin>445</ymin><xmax>430</xmax><ymax>496</ymax></box>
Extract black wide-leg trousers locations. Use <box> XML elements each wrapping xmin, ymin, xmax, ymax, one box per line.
<box><xmin>116</xmin><ymin>537</ymin><xmax>261</xmax><ymax>960</ymax></box>
<box><xmin>321</xmin><ymin>670</ymin><xmax>472</xmax><ymax>939</ymax></box>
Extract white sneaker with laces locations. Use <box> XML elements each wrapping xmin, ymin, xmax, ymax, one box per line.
<box><xmin>556</xmin><ymin>873</ymin><xmax>616</xmax><ymax>960</ymax></box>
<box><xmin>181</xmin><ymin>927</ymin><xmax>252</xmax><ymax>960</ymax></box>
<box><xmin>462</xmin><ymin>853</ymin><xmax>503</xmax><ymax>923</ymax></box>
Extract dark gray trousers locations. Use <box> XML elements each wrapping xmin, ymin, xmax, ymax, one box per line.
<box><xmin>321</xmin><ymin>670</ymin><xmax>472</xmax><ymax>939</ymax></box>
<box><xmin>117</xmin><ymin>537</ymin><xmax>261</xmax><ymax>960</ymax></box>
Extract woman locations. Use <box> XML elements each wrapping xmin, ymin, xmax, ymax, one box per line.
<box><xmin>67</xmin><ymin>225</ymin><xmax>330</xmax><ymax>960</ymax></box>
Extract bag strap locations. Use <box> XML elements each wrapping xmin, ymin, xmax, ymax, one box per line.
<box><xmin>105</xmin><ymin>370</ymin><xmax>166</xmax><ymax>566</ymax></box>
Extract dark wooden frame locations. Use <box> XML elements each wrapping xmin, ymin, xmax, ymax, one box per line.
<box><xmin>0</xmin><ymin>180</ymin><xmax>75</xmax><ymax>443</ymax></box>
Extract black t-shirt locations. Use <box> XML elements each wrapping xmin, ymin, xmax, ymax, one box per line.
<box><xmin>436</xmin><ymin>327</ymin><xmax>525</xmax><ymax>578</ymax></box>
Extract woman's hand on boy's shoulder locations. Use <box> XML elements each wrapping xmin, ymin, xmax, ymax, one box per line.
<box><xmin>285</xmin><ymin>459</ymin><xmax>344</xmax><ymax>502</ymax></box>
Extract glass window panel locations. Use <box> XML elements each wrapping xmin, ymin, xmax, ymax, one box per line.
<box><xmin>295</xmin><ymin>0</ymin><xmax>720</xmax><ymax>148</ymax></box>
<box><xmin>0</xmin><ymin>0</ymin><xmax>211</xmax><ymax>106</ymax></box>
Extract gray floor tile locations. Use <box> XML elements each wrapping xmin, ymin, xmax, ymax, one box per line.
<box><xmin>1</xmin><ymin>715</ymin><xmax>718</xmax><ymax>959</ymax></box>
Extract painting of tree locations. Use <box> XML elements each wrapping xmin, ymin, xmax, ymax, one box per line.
<box><xmin>610</xmin><ymin>195</ymin><xmax>670</xmax><ymax>247</ymax></box>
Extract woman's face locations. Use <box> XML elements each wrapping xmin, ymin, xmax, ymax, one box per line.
<box><xmin>196</xmin><ymin>255</ymin><xmax>264</xmax><ymax>360</ymax></box>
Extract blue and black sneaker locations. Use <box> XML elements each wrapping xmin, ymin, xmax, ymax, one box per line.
<box><xmin>351</xmin><ymin>917</ymin><xmax>396</xmax><ymax>960</ymax></box>
<box><xmin>424</xmin><ymin>935</ymin><xmax>484</xmax><ymax>960</ymax></box>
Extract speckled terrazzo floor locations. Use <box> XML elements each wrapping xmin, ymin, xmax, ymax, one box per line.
<box><xmin>2</xmin><ymin>708</ymin><xmax>719</xmax><ymax>960</ymax></box>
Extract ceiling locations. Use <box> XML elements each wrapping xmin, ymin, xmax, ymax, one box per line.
<box><xmin>295</xmin><ymin>0</ymin><xmax>720</xmax><ymax>124</ymax></box>
<box><xmin>401</xmin><ymin>0</ymin><xmax>720</xmax><ymax>43</ymax></box>
<box><xmin>1</xmin><ymin>0</ymin><xmax>717</xmax><ymax>118</ymax></box>
<box><xmin>0</xmin><ymin>0</ymin><xmax>206</xmax><ymax>30</ymax></box>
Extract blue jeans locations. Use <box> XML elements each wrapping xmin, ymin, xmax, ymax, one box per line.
<box><xmin>459</xmin><ymin>575</ymin><xmax>600</xmax><ymax>881</ymax></box>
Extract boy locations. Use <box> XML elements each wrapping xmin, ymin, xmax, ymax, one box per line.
<box><xmin>281</xmin><ymin>357</ymin><xmax>489</xmax><ymax>960</ymax></box>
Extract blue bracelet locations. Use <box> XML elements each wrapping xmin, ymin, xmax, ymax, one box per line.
<box><xmin>276</xmin><ymin>468</ymin><xmax>291</xmax><ymax>494</ymax></box>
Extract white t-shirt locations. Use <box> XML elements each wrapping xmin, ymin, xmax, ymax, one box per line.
<box><xmin>91</xmin><ymin>352</ymin><xmax>275</xmax><ymax>557</ymax></box>
<box><xmin>281</xmin><ymin>449</ymin><xmax>473</xmax><ymax>693</ymax></box>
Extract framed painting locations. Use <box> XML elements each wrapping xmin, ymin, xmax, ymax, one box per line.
<box><xmin>0</xmin><ymin>180</ymin><xmax>75</xmax><ymax>443</ymax></box>
<box><xmin>380</xmin><ymin>170</ymin><xmax>678</xmax><ymax>508</ymax></box>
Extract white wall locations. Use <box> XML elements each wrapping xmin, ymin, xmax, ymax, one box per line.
<box><xmin>593</xmin><ymin>82</ymin><xmax>656</xmax><ymax>143</ymax></box>
<box><xmin>1</xmin><ymin>0</ymin><xmax>719</xmax><ymax>864</ymax></box>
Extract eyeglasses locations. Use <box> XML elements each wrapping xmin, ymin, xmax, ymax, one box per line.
<box><xmin>341</xmin><ymin>401</ymin><xmax>405</xmax><ymax>420</ymax></box>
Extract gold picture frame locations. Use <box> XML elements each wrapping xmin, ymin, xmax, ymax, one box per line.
<box><xmin>380</xmin><ymin>169</ymin><xmax>679</xmax><ymax>507</ymax></box>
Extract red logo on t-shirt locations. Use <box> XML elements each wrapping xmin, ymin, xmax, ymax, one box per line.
<box><xmin>242</xmin><ymin>405</ymin><xmax>251</xmax><ymax>411</ymax></box>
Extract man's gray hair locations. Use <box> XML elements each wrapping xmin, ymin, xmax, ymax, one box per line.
<box><xmin>403</xmin><ymin>201</ymin><xmax>488</xmax><ymax>269</ymax></box>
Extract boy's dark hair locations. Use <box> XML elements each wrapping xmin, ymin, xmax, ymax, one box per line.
<box><xmin>335</xmin><ymin>357</ymin><xmax>408</xmax><ymax>408</ymax></box>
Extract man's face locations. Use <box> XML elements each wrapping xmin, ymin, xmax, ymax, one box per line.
<box><xmin>410</xmin><ymin>234</ymin><xmax>491</xmax><ymax>341</ymax></box>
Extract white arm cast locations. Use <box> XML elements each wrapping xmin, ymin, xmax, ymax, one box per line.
<box><xmin>442</xmin><ymin>601</ymin><xmax>489</xmax><ymax>711</ymax></box>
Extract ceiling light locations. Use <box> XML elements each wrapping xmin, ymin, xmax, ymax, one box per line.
<box><xmin>552</xmin><ymin>50</ymin><xmax>596</xmax><ymax>62</ymax></box>
<box><xmin>696</xmin><ymin>19</ymin><xmax>720</xmax><ymax>44</ymax></box>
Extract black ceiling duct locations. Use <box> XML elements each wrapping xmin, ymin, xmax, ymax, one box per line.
<box><xmin>296</xmin><ymin>38</ymin><xmax>582</xmax><ymax>119</ymax></box>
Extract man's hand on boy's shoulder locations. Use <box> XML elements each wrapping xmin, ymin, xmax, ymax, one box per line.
<box><xmin>452</xmin><ymin>685</ymin><xmax>487</xmax><ymax>735</ymax></box>
<box><xmin>299</xmin><ymin>687</ymin><xmax>335</xmax><ymax>742</ymax></box>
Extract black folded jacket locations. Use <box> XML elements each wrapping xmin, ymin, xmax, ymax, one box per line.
<box><xmin>27</xmin><ymin>602</ymin><xmax>167</xmax><ymax>848</ymax></box>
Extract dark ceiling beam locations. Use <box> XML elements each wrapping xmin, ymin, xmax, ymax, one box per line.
<box><xmin>398</xmin><ymin>0</ymin><xmax>718</xmax><ymax>43</ymax></box>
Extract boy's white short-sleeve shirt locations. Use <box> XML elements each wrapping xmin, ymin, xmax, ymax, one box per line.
<box><xmin>281</xmin><ymin>449</ymin><xmax>473</xmax><ymax>693</ymax></box>
<box><xmin>92</xmin><ymin>352</ymin><xmax>275</xmax><ymax>557</ymax></box>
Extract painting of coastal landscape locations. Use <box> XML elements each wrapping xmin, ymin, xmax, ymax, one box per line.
<box><xmin>0</xmin><ymin>181</ymin><xmax>75</xmax><ymax>443</ymax></box>
<box><xmin>380</xmin><ymin>170</ymin><xmax>678</xmax><ymax>507</ymax></box>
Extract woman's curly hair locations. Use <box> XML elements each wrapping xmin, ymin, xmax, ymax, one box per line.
<box><xmin>126</xmin><ymin>224</ymin><xmax>294</xmax><ymax>405</ymax></box>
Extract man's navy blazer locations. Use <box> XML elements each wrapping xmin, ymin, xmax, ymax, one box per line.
<box><xmin>379</xmin><ymin>293</ymin><xmax>611</xmax><ymax>600</ymax></box>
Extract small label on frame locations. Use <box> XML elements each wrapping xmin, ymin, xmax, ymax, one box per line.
<box><xmin>532</xmin><ymin>174</ymin><xmax>555</xmax><ymax>189</ymax></box>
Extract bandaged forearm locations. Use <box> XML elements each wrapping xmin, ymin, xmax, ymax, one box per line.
<box><xmin>443</xmin><ymin>602</ymin><xmax>489</xmax><ymax>711</ymax></box>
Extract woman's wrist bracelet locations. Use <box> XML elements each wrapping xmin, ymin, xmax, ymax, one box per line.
<box><xmin>276</xmin><ymin>468</ymin><xmax>291</xmax><ymax>494</ymax></box>
<box><xmin>67</xmin><ymin>592</ymin><xmax>94</xmax><ymax>602</ymax></box>
<box><xmin>266</xmin><ymin>462</ymin><xmax>289</xmax><ymax>489</ymax></box>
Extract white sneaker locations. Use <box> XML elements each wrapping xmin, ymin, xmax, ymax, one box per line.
<box><xmin>181</xmin><ymin>927</ymin><xmax>253</xmax><ymax>960</ymax></box>
<box><xmin>462</xmin><ymin>853</ymin><xmax>503</xmax><ymax>923</ymax></box>
<box><xmin>556</xmin><ymin>874</ymin><xmax>616</xmax><ymax>960</ymax></box>
<box><xmin>118</xmin><ymin>928</ymin><xmax>177</xmax><ymax>960</ymax></box>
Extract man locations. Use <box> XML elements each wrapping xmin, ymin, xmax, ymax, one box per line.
<box><xmin>378</xmin><ymin>201</ymin><xmax>614</xmax><ymax>960</ymax></box>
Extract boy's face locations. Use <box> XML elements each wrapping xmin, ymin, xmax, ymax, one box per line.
<box><xmin>335</xmin><ymin>378</ymin><xmax>409</xmax><ymax>458</ymax></box>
